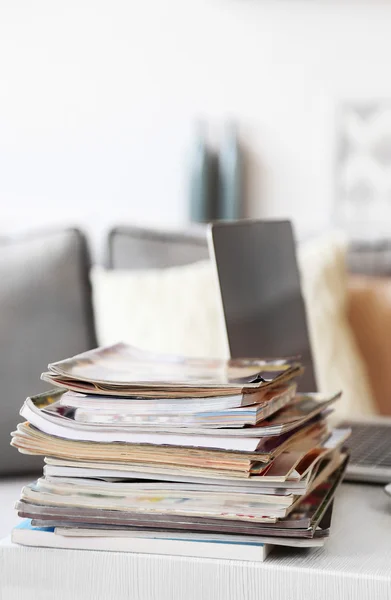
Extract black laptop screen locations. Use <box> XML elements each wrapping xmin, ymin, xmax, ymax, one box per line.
<box><xmin>210</xmin><ymin>220</ymin><xmax>317</xmax><ymax>393</ymax></box>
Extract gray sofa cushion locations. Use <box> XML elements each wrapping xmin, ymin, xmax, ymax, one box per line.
<box><xmin>0</xmin><ymin>228</ymin><xmax>96</xmax><ymax>476</ymax></box>
<box><xmin>108</xmin><ymin>226</ymin><xmax>209</xmax><ymax>270</ymax></box>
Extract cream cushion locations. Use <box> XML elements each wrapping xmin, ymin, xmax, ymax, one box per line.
<box><xmin>91</xmin><ymin>235</ymin><xmax>376</xmax><ymax>419</ymax></box>
<box><xmin>297</xmin><ymin>233</ymin><xmax>376</xmax><ymax>420</ymax></box>
<box><xmin>91</xmin><ymin>261</ymin><xmax>229</xmax><ymax>359</ymax></box>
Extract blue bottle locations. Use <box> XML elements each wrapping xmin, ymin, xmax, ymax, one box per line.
<box><xmin>218</xmin><ymin>121</ymin><xmax>242</xmax><ymax>220</ymax></box>
<box><xmin>189</xmin><ymin>121</ymin><xmax>217</xmax><ymax>223</ymax></box>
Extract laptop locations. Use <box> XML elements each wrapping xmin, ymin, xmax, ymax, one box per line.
<box><xmin>208</xmin><ymin>219</ymin><xmax>391</xmax><ymax>484</ymax></box>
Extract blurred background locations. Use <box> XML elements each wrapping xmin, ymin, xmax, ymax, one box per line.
<box><xmin>3</xmin><ymin>0</ymin><xmax>391</xmax><ymax>252</ymax></box>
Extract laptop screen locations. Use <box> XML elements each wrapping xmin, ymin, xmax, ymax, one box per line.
<box><xmin>208</xmin><ymin>220</ymin><xmax>317</xmax><ymax>392</ymax></box>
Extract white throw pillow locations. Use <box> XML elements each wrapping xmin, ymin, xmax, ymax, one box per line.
<box><xmin>91</xmin><ymin>261</ymin><xmax>229</xmax><ymax>359</ymax></box>
<box><xmin>297</xmin><ymin>233</ymin><xmax>376</xmax><ymax>420</ymax></box>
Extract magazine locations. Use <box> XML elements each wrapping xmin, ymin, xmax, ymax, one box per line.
<box><xmin>22</xmin><ymin>389</ymin><xmax>339</xmax><ymax>437</ymax></box>
<box><xmin>42</xmin><ymin>343</ymin><xmax>302</xmax><ymax>395</ymax></box>
<box><xmin>16</xmin><ymin>455</ymin><xmax>348</xmax><ymax>539</ymax></box>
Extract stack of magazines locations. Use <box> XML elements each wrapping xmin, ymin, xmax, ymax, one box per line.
<box><xmin>11</xmin><ymin>343</ymin><xmax>349</xmax><ymax>562</ymax></box>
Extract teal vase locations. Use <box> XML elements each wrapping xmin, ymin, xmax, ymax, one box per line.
<box><xmin>218</xmin><ymin>121</ymin><xmax>242</xmax><ymax>220</ymax></box>
<box><xmin>189</xmin><ymin>122</ymin><xmax>216</xmax><ymax>223</ymax></box>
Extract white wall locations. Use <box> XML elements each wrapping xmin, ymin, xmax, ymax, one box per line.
<box><xmin>1</xmin><ymin>0</ymin><xmax>391</xmax><ymax>255</ymax></box>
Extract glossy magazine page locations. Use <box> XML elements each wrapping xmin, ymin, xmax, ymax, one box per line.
<box><xmin>45</xmin><ymin>343</ymin><xmax>301</xmax><ymax>389</ymax></box>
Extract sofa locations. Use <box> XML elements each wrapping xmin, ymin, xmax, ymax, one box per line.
<box><xmin>0</xmin><ymin>224</ymin><xmax>389</xmax><ymax>540</ymax></box>
<box><xmin>0</xmin><ymin>225</ymin><xmax>211</xmax><ymax>539</ymax></box>
<box><xmin>0</xmin><ymin>229</ymin><xmax>96</xmax><ymax>538</ymax></box>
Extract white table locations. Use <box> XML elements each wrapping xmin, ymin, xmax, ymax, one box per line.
<box><xmin>1</xmin><ymin>483</ymin><xmax>391</xmax><ymax>600</ymax></box>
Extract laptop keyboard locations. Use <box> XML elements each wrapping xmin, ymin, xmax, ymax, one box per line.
<box><xmin>342</xmin><ymin>423</ymin><xmax>391</xmax><ymax>468</ymax></box>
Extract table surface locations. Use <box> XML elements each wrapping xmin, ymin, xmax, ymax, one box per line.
<box><xmin>2</xmin><ymin>483</ymin><xmax>391</xmax><ymax>600</ymax></box>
